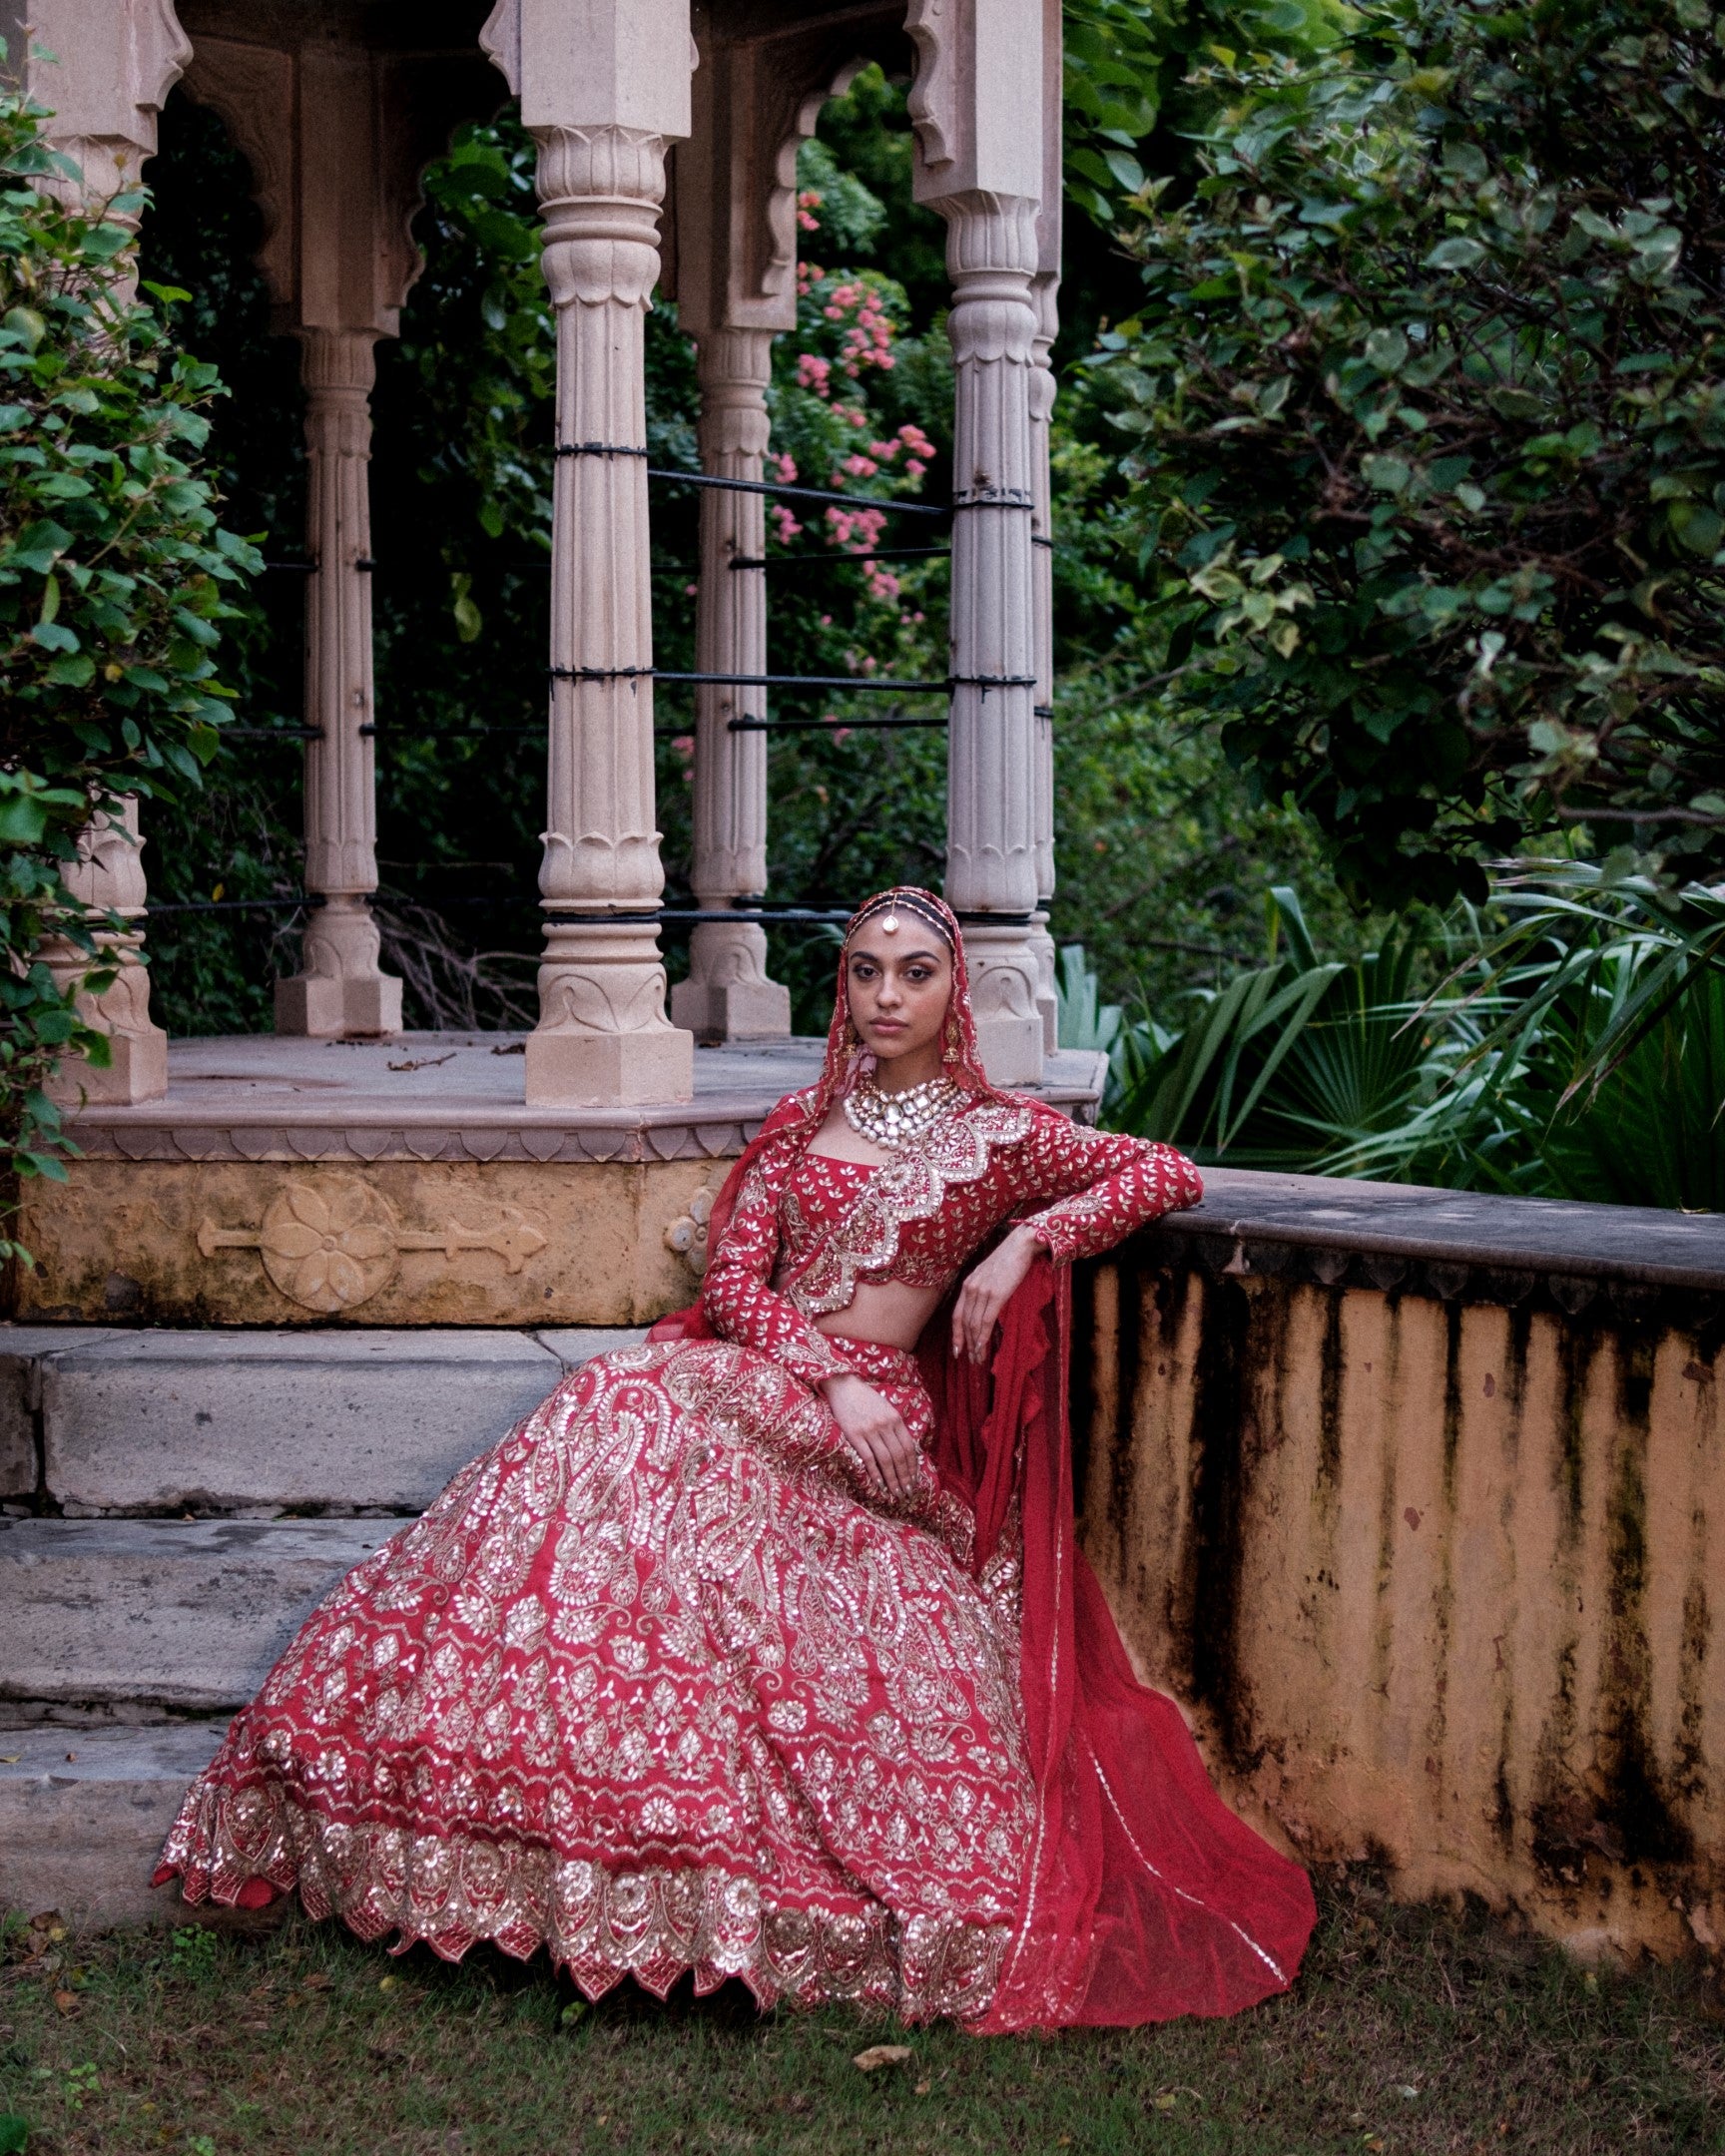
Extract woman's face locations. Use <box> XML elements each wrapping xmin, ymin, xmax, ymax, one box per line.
<box><xmin>846</xmin><ymin>926</ymin><xmax>953</xmax><ymax>1073</ymax></box>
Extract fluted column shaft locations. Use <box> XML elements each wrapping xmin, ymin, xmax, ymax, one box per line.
<box><xmin>671</xmin><ymin>328</ymin><xmax>791</xmax><ymax>1043</ymax></box>
<box><xmin>526</xmin><ymin>124</ymin><xmax>693</xmax><ymax>1106</ymax></box>
<box><xmin>937</xmin><ymin>192</ymin><xmax>1044</xmax><ymax>1084</ymax></box>
<box><xmin>1028</xmin><ymin>271</ymin><xmax>1060</xmax><ymax>1052</ymax></box>
<box><xmin>276</xmin><ymin>327</ymin><xmax>402</xmax><ymax>1038</ymax></box>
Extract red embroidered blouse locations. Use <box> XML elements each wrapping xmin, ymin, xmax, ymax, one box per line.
<box><xmin>700</xmin><ymin>1094</ymin><xmax>1203</xmax><ymax>1391</ymax></box>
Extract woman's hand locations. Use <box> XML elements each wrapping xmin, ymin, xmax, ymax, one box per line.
<box><xmin>951</xmin><ymin>1224</ymin><xmax>1043</xmax><ymax>1365</ymax></box>
<box><xmin>822</xmin><ymin>1372</ymin><xmax>921</xmax><ymax>1499</ymax></box>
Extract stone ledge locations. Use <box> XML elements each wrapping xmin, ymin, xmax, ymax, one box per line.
<box><xmin>11</xmin><ymin>1325</ymin><xmax>641</xmax><ymax>1516</ymax></box>
<box><xmin>0</xmin><ymin>1517</ymin><xmax>387</xmax><ymax>1713</ymax></box>
<box><xmin>1134</xmin><ymin>1166</ymin><xmax>1725</xmax><ymax>1308</ymax></box>
<box><xmin>11</xmin><ymin>1035</ymin><xmax>1108</xmax><ymax>1327</ymax></box>
<box><xmin>0</xmin><ymin>1721</ymin><xmax>227</xmax><ymax>1926</ymax></box>
<box><xmin>62</xmin><ymin>1035</ymin><xmax>1110</xmax><ymax>1164</ymax></box>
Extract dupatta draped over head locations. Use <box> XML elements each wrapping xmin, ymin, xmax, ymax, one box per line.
<box><xmin>656</xmin><ymin>890</ymin><xmax>1315</xmax><ymax>2029</ymax></box>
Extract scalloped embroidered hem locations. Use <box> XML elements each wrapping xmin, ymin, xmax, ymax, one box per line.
<box><xmin>153</xmin><ymin>1781</ymin><xmax>1012</xmax><ymax>2023</ymax></box>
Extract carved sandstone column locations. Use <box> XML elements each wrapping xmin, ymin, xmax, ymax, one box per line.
<box><xmin>525</xmin><ymin>125</ymin><xmax>693</xmax><ymax>1106</ymax></box>
<box><xmin>671</xmin><ymin>327</ymin><xmax>792</xmax><ymax>1042</ymax></box>
<box><xmin>1028</xmin><ymin>271</ymin><xmax>1059</xmax><ymax>1052</ymax></box>
<box><xmin>936</xmin><ymin>192</ymin><xmax>1045</xmax><ymax>1085</ymax></box>
<box><xmin>26</xmin><ymin>0</ymin><xmax>186</xmax><ymax>1104</ymax></box>
<box><xmin>41</xmin><ymin>798</ymin><xmax>169</xmax><ymax>1105</ymax></box>
<box><xmin>276</xmin><ymin>328</ymin><xmax>402</xmax><ymax>1038</ymax></box>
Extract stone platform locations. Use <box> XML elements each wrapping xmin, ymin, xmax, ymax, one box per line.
<box><xmin>0</xmin><ymin>1322</ymin><xmax>639</xmax><ymax>1925</ymax></box>
<box><xmin>6</xmin><ymin>1034</ymin><xmax>1110</xmax><ymax>1329</ymax></box>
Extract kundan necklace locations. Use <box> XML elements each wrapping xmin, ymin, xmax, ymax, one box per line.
<box><xmin>842</xmin><ymin>1072</ymin><xmax>959</xmax><ymax>1151</ymax></box>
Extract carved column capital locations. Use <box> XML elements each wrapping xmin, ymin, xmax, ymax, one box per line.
<box><xmin>532</xmin><ymin>125</ymin><xmax>669</xmax><ymax>311</ymax></box>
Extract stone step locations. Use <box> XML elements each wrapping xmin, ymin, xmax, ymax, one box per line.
<box><xmin>0</xmin><ymin>1517</ymin><xmax>388</xmax><ymax>1713</ymax></box>
<box><xmin>1</xmin><ymin>1323</ymin><xmax>642</xmax><ymax>1514</ymax></box>
<box><xmin>0</xmin><ymin>1720</ymin><xmax>228</xmax><ymax>1926</ymax></box>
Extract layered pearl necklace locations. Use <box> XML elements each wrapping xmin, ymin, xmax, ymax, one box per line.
<box><xmin>842</xmin><ymin>1073</ymin><xmax>959</xmax><ymax>1152</ymax></box>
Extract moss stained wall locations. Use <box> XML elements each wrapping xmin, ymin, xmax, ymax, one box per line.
<box><xmin>1074</xmin><ymin>1249</ymin><xmax>1725</xmax><ymax>1961</ymax></box>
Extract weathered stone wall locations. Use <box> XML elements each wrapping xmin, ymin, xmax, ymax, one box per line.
<box><xmin>1073</xmin><ymin>1174</ymin><xmax>1725</xmax><ymax>1962</ymax></box>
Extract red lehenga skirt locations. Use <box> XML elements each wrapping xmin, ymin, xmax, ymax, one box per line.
<box><xmin>156</xmin><ymin>1337</ymin><xmax>1033</xmax><ymax>2020</ymax></box>
<box><xmin>158</xmin><ymin>1285</ymin><xmax>1316</xmax><ymax>2027</ymax></box>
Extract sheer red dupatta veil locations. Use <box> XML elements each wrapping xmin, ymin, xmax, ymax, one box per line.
<box><xmin>653</xmin><ymin>890</ymin><xmax>1316</xmax><ymax>2028</ymax></box>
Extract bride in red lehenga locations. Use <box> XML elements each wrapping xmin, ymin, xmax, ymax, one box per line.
<box><xmin>157</xmin><ymin>887</ymin><xmax>1315</xmax><ymax>2028</ymax></box>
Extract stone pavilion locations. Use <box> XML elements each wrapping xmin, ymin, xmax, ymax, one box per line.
<box><xmin>9</xmin><ymin>0</ymin><xmax>1101</xmax><ymax>1329</ymax></box>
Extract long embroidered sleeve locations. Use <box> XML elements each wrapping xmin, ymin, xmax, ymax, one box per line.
<box><xmin>700</xmin><ymin>1153</ymin><xmax>860</xmax><ymax>1390</ymax></box>
<box><xmin>1013</xmin><ymin>1113</ymin><xmax>1203</xmax><ymax>1264</ymax></box>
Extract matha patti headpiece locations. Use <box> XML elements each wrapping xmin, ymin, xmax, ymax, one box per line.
<box><xmin>844</xmin><ymin>886</ymin><xmax>954</xmax><ymax>949</ymax></box>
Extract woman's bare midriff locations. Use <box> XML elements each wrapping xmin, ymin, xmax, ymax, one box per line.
<box><xmin>815</xmin><ymin>1279</ymin><xmax>944</xmax><ymax>1350</ymax></box>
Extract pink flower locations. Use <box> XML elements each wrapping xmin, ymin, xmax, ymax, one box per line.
<box><xmin>770</xmin><ymin>504</ymin><xmax>802</xmax><ymax>544</ymax></box>
<box><xmin>843</xmin><ymin>453</ymin><xmax>879</xmax><ymax>478</ymax></box>
<box><xmin>671</xmin><ymin>735</ymin><xmax>695</xmax><ymax>761</ymax></box>
<box><xmin>797</xmin><ymin>188</ymin><xmax>823</xmax><ymax>233</ymax></box>
<box><xmin>772</xmin><ymin>452</ymin><xmax>799</xmax><ymax>483</ymax></box>
<box><xmin>795</xmin><ymin>352</ymin><xmax>832</xmax><ymax>397</ymax></box>
<box><xmin>905</xmin><ymin>459</ymin><xmax>925</xmax><ymax>478</ymax></box>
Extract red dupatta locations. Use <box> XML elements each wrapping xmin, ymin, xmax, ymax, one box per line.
<box><xmin>656</xmin><ymin>890</ymin><xmax>1316</xmax><ymax>2025</ymax></box>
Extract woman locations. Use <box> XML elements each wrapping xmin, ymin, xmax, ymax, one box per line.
<box><xmin>157</xmin><ymin>887</ymin><xmax>1315</xmax><ymax>2029</ymax></box>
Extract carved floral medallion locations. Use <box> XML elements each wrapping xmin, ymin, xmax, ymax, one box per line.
<box><xmin>199</xmin><ymin>1176</ymin><xmax>548</xmax><ymax>1314</ymax></box>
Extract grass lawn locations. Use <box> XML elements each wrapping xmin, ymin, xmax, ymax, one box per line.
<box><xmin>1</xmin><ymin>1877</ymin><xmax>1721</xmax><ymax>2155</ymax></box>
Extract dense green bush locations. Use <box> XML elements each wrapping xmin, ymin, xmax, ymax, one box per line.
<box><xmin>1074</xmin><ymin>869</ymin><xmax>1725</xmax><ymax>1211</ymax></box>
<box><xmin>0</xmin><ymin>73</ymin><xmax>255</xmax><ymax>1257</ymax></box>
<box><xmin>1100</xmin><ymin>0</ymin><xmax>1725</xmax><ymax>908</ymax></box>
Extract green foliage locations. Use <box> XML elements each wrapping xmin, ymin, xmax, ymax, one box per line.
<box><xmin>1097</xmin><ymin>872</ymin><xmax>1725</xmax><ymax>1209</ymax></box>
<box><xmin>0</xmin><ymin>69</ymin><xmax>257</xmax><ymax>1253</ymax></box>
<box><xmin>1063</xmin><ymin>0</ymin><xmax>1353</xmax><ymax>229</ymax></box>
<box><xmin>1109</xmin><ymin>886</ymin><xmax>1465</xmax><ymax>1170</ymax></box>
<box><xmin>1101</xmin><ymin>0</ymin><xmax>1725</xmax><ymax>909</ymax></box>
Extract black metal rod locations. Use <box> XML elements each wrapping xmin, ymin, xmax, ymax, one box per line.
<box><xmin>647</xmin><ymin>466</ymin><xmax>948</xmax><ymax>518</ymax></box>
<box><xmin>647</xmin><ymin>670</ymin><xmax>950</xmax><ymax>693</ymax></box>
<box><xmin>728</xmin><ymin>715</ymin><xmax>947</xmax><ymax>733</ymax></box>
<box><xmin>662</xmin><ymin>906</ymin><xmax>851</xmax><ymax>924</ymax></box>
<box><xmin>727</xmin><ymin>546</ymin><xmax>951</xmax><ymax>571</ymax></box>
<box><xmin>150</xmin><ymin>894</ymin><xmax>324</xmax><ymax>916</ymax></box>
<box><xmin>366</xmin><ymin>727</ymin><xmax>545</xmax><ymax>741</ymax></box>
<box><xmin>221</xmin><ymin>727</ymin><xmax>323</xmax><ymax>741</ymax></box>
